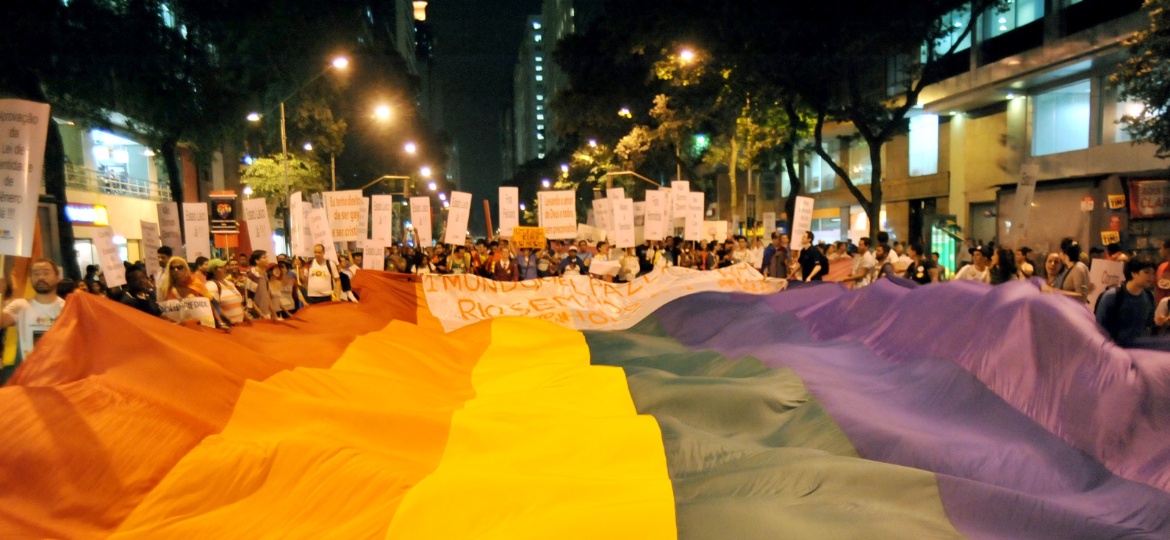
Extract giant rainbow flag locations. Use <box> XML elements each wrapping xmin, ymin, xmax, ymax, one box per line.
<box><xmin>1</xmin><ymin>264</ymin><xmax>1168</xmax><ymax>538</ymax></box>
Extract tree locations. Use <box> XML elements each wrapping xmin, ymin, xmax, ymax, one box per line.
<box><xmin>240</xmin><ymin>154</ymin><xmax>328</xmax><ymax>214</ymax></box>
<box><xmin>1113</xmin><ymin>0</ymin><xmax>1170</xmax><ymax>157</ymax></box>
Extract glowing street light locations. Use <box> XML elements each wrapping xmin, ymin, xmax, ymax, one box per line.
<box><xmin>588</xmin><ymin>139</ymin><xmax>597</xmax><ymax>148</ymax></box>
<box><xmin>618</xmin><ymin>107</ymin><xmax>632</xmax><ymax>118</ymax></box>
<box><xmin>246</xmin><ymin>112</ymin><xmax>261</xmax><ymax>122</ymax></box>
<box><xmin>242</xmin><ymin>185</ymin><xmax>254</xmax><ymax>196</ymax></box>
<box><xmin>438</xmin><ymin>192</ymin><xmax>447</xmax><ymax>201</ymax></box>
<box><xmin>679</xmin><ymin>48</ymin><xmax>696</xmax><ymax>64</ymax></box>
<box><xmin>420</xmin><ymin>165</ymin><xmax>433</xmax><ymax>178</ymax></box>
<box><xmin>332</xmin><ymin>56</ymin><xmax>350</xmax><ymax>70</ymax></box>
<box><xmin>404</xmin><ymin>141</ymin><xmax>417</xmax><ymax>154</ymax></box>
<box><xmin>374</xmin><ymin>104</ymin><xmax>392</xmax><ymax>121</ymax></box>
<box><xmin>560</xmin><ymin>163</ymin><xmax>569</xmax><ymax>174</ymax></box>
<box><xmin>303</xmin><ymin>142</ymin><xmax>313</xmax><ymax>151</ymax></box>
<box><xmin>427</xmin><ymin>181</ymin><xmax>437</xmax><ymax>191</ymax></box>
<box><xmin>541</xmin><ymin>178</ymin><xmax>551</xmax><ymax>188</ymax></box>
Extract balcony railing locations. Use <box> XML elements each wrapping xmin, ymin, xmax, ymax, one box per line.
<box><xmin>65</xmin><ymin>165</ymin><xmax>173</xmax><ymax>202</ymax></box>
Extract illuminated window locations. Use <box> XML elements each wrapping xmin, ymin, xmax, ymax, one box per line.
<box><xmin>536</xmin><ymin>114</ymin><xmax>545</xmax><ymax>120</ymax></box>
<box><xmin>536</xmin><ymin>95</ymin><xmax>544</xmax><ymax>101</ymax></box>
<box><xmin>1032</xmin><ymin>80</ymin><xmax>1090</xmax><ymax>156</ymax></box>
<box><xmin>535</xmin><ymin>65</ymin><xmax>543</xmax><ymax>71</ymax></box>
<box><xmin>849</xmin><ymin>140</ymin><xmax>872</xmax><ymax>185</ymax></box>
<box><xmin>926</xmin><ymin>4</ymin><xmax>972</xmax><ymax>59</ymax></box>
<box><xmin>533</xmin><ymin>21</ymin><xmax>541</xmax><ymax>29</ymax></box>
<box><xmin>535</xmin><ymin>56</ymin><xmax>542</xmax><ymax>62</ymax></box>
<box><xmin>982</xmin><ymin>0</ymin><xmax>1043</xmax><ymax>39</ymax></box>
<box><xmin>535</xmin><ymin>75</ymin><xmax>543</xmax><ymax>81</ymax></box>
<box><xmin>908</xmin><ymin>114</ymin><xmax>939</xmax><ymax>176</ymax></box>
<box><xmin>534</xmin><ymin>34</ymin><xmax>542</xmax><ymax>42</ymax></box>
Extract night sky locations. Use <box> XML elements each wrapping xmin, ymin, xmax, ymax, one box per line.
<box><xmin>428</xmin><ymin>0</ymin><xmax>544</xmax><ymax>234</ymax></box>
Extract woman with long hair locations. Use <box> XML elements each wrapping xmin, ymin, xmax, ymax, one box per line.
<box><xmin>157</xmin><ymin>256</ymin><xmax>215</xmax><ymax>327</ymax></box>
<box><xmin>1051</xmin><ymin>238</ymin><xmax>1090</xmax><ymax>304</ymax></box>
<box><xmin>1043</xmin><ymin>252</ymin><xmax>1067</xmax><ymax>289</ymax></box>
<box><xmin>990</xmin><ymin>248</ymin><xmax>1020</xmax><ymax>285</ymax></box>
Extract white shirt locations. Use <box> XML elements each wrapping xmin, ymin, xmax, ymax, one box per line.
<box><xmin>955</xmin><ymin>264</ymin><xmax>991</xmax><ymax>283</ymax></box>
<box><xmin>851</xmin><ymin>251</ymin><xmax>877</xmax><ymax>288</ymax></box>
<box><xmin>5</xmin><ymin>297</ymin><xmax>66</xmax><ymax>358</ymax></box>
<box><xmin>306</xmin><ymin>259</ymin><xmax>337</xmax><ymax>298</ymax></box>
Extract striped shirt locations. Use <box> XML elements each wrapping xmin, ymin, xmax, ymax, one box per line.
<box><xmin>208</xmin><ymin>280</ymin><xmax>246</xmax><ymax>323</ymax></box>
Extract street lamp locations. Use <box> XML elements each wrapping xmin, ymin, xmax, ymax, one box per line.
<box><xmin>374</xmin><ymin>104</ymin><xmax>392</xmax><ymax>121</ymax></box>
<box><xmin>679</xmin><ymin>48</ymin><xmax>696</xmax><ymax>64</ymax></box>
<box><xmin>420</xmin><ymin>166</ymin><xmax>433</xmax><ymax>178</ymax></box>
<box><xmin>332</xmin><ymin>56</ymin><xmax>349</xmax><ymax>69</ymax></box>
<box><xmin>404</xmin><ymin>141</ymin><xmax>417</xmax><ymax>154</ymax></box>
<box><xmin>427</xmin><ymin>181</ymin><xmax>437</xmax><ymax>191</ymax></box>
<box><xmin>618</xmin><ymin>107</ymin><xmax>632</xmax><ymax>118</ymax></box>
<box><xmin>303</xmin><ymin>142</ymin><xmax>313</xmax><ymax>151</ymax></box>
<box><xmin>541</xmin><ymin>178</ymin><xmax>551</xmax><ymax>188</ymax></box>
<box><xmin>246</xmin><ymin>112</ymin><xmax>261</xmax><ymax>122</ymax></box>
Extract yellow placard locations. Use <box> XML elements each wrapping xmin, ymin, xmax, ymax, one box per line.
<box><xmin>1107</xmin><ymin>194</ymin><xmax>1126</xmax><ymax>210</ymax></box>
<box><xmin>511</xmin><ymin>226</ymin><xmax>547</xmax><ymax>250</ymax></box>
<box><xmin>1100</xmin><ymin>231</ymin><xmax>1120</xmax><ymax>245</ymax></box>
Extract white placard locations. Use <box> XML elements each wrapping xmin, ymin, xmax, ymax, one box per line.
<box><xmin>577</xmin><ymin>223</ymin><xmax>606</xmax><ymax>243</ymax></box>
<box><xmin>410</xmin><ymin>197</ymin><xmax>432</xmax><ymax>247</ymax></box>
<box><xmin>790</xmin><ymin>196</ymin><xmax>814</xmax><ymax>251</ymax></box>
<box><xmin>702</xmin><ymin>220</ymin><xmax>728</xmax><ymax>243</ymax></box>
<box><xmin>538</xmin><ymin>190</ymin><xmax>577</xmax><ymax>239</ymax></box>
<box><xmin>140</xmin><ymin>221</ymin><xmax>161</xmax><ymax>277</ymax></box>
<box><xmin>593</xmin><ymin>198</ymin><xmax>612</xmax><ymax>236</ymax></box>
<box><xmin>1011</xmin><ymin>163</ymin><xmax>1039</xmax><ymax>246</ymax></box>
<box><xmin>370</xmin><ymin>195</ymin><xmax>394</xmax><ymax>244</ymax></box>
<box><xmin>445</xmin><ymin>191</ymin><xmax>473</xmax><ymax>246</ymax></box>
<box><xmin>0</xmin><ymin>100</ymin><xmax>50</xmax><ymax>257</ymax></box>
<box><xmin>762</xmin><ymin>211</ymin><xmax>777</xmax><ymax>238</ymax></box>
<box><xmin>644</xmin><ymin>191</ymin><xmax>668</xmax><ymax>241</ymax></box>
<box><xmin>289</xmin><ymin>192</ymin><xmax>313</xmax><ymax>258</ymax></box>
<box><xmin>671</xmin><ymin>181</ymin><xmax>690</xmax><ymax>218</ymax></box>
<box><xmin>242</xmin><ymin>198</ymin><xmax>275</xmax><ymax>256</ymax></box>
<box><xmin>157</xmin><ymin>202</ymin><xmax>183</xmax><ymax>253</ymax></box>
<box><xmin>358</xmin><ymin>196</ymin><xmax>369</xmax><ymax>245</ymax></box>
<box><xmin>499</xmin><ymin>187</ymin><xmax>519</xmax><ymax>237</ymax></box>
<box><xmin>607</xmin><ymin>187</ymin><xmax>625</xmax><ymax>199</ymax></box>
<box><xmin>362</xmin><ymin>240</ymin><xmax>386</xmax><ymax>270</ymax></box>
<box><xmin>1088</xmin><ymin>259</ymin><xmax>1125</xmax><ymax>308</ymax></box>
<box><xmin>613</xmin><ymin>198</ymin><xmax>636</xmax><ymax>248</ymax></box>
<box><xmin>92</xmin><ymin>226</ymin><xmax>127</xmax><ymax>288</ymax></box>
<box><xmin>634</xmin><ymin>202</ymin><xmax>646</xmax><ymax>227</ymax></box>
<box><xmin>308</xmin><ymin>207</ymin><xmax>338</xmax><ymax>262</ymax></box>
<box><xmin>323</xmin><ymin>190</ymin><xmax>363</xmax><ymax>242</ymax></box>
<box><xmin>684</xmin><ymin>192</ymin><xmax>703</xmax><ymax>242</ymax></box>
<box><xmin>182</xmin><ymin>202</ymin><xmax>210</xmax><ymax>261</ymax></box>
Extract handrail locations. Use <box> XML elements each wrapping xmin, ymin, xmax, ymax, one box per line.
<box><xmin>64</xmin><ymin>165</ymin><xmax>173</xmax><ymax>202</ymax></box>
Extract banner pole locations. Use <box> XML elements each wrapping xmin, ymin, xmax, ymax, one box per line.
<box><xmin>484</xmin><ymin>200</ymin><xmax>494</xmax><ymax>241</ymax></box>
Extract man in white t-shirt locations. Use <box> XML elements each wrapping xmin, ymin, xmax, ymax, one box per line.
<box><xmin>955</xmin><ymin>246</ymin><xmax>992</xmax><ymax>283</ymax></box>
<box><xmin>304</xmin><ymin>243</ymin><xmax>340</xmax><ymax>304</ymax></box>
<box><xmin>1</xmin><ymin>259</ymin><xmax>66</xmax><ymax>380</ymax></box>
<box><xmin>843</xmin><ymin>237</ymin><xmax>877</xmax><ymax>288</ymax></box>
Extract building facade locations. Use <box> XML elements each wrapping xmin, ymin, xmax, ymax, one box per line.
<box><xmin>513</xmin><ymin>16</ymin><xmax>547</xmax><ymax>165</ymax></box>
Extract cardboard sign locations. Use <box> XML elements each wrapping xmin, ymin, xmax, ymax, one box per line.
<box><xmin>444</xmin><ymin>191</ymin><xmax>473</xmax><ymax>246</ymax></box>
<box><xmin>370</xmin><ymin>194</ymin><xmax>394</xmax><ymax>243</ymax></box>
<box><xmin>0</xmin><ymin>99</ymin><xmax>50</xmax><ymax>257</ymax></box>
<box><xmin>308</xmin><ymin>207</ymin><xmax>338</xmax><ymax>262</ymax></box>
<box><xmin>358</xmin><ymin>196</ymin><xmax>369</xmax><ymax>244</ymax></box>
<box><xmin>92</xmin><ymin>226</ymin><xmax>127</xmax><ymax>288</ymax></box>
<box><xmin>1010</xmin><ymin>163</ymin><xmax>1038</xmax><ymax>244</ymax></box>
<box><xmin>612</xmin><ymin>198</ymin><xmax>636</xmax><ymax>248</ymax></box>
<box><xmin>140</xmin><ymin>221</ymin><xmax>162</xmax><ymax>278</ymax></box>
<box><xmin>182</xmin><ymin>202</ymin><xmax>211</xmax><ymax>261</ymax></box>
<box><xmin>157</xmin><ymin>202</ymin><xmax>184</xmax><ymax>253</ymax></box>
<box><xmin>289</xmin><ymin>192</ymin><xmax>313</xmax><ymax>258</ymax></box>
<box><xmin>537</xmin><ymin>190</ymin><xmax>577</xmax><ymax>239</ymax></box>
<box><xmin>511</xmin><ymin>226</ymin><xmax>547</xmax><ymax>250</ymax></box>
<box><xmin>789</xmin><ymin>196</ymin><xmax>814</xmax><ymax>251</ymax></box>
<box><xmin>499</xmin><ymin>187</ymin><xmax>519</xmax><ymax>237</ymax></box>
<box><xmin>242</xmin><ymin>198</ymin><xmax>275</xmax><ymax>257</ymax></box>
<box><xmin>762</xmin><ymin>211</ymin><xmax>777</xmax><ymax>238</ymax></box>
<box><xmin>410</xmin><ymin>197</ymin><xmax>432</xmax><ymax>247</ymax></box>
<box><xmin>684</xmin><ymin>192</ymin><xmax>703</xmax><ymax>242</ymax></box>
<box><xmin>607</xmin><ymin>187</ymin><xmax>625</xmax><ymax>199</ymax></box>
<box><xmin>323</xmin><ymin>190</ymin><xmax>363</xmax><ymax>241</ymax></box>
<box><xmin>634</xmin><ymin>201</ymin><xmax>645</xmax><ymax>227</ymax></box>
<box><xmin>702</xmin><ymin>220</ymin><xmax>728</xmax><ymax>243</ymax></box>
<box><xmin>577</xmin><ymin>223</ymin><xmax>606</xmax><ymax>243</ymax></box>
<box><xmin>671</xmin><ymin>181</ymin><xmax>690</xmax><ymax>219</ymax></box>
<box><xmin>593</xmin><ymin>198</ymin><xmax>612</xmax><ymax>240</ymax></box>
<box><xmin>1088</xmin><ymin>259</ymin><xmax>1125</xmax><ymax>308</ymax></box>
<box><xmin>644</xmin><ymin>190</ymin><xmax>668</xmax><ymax>241</ymax></box>
<box><xmin>361</xmin><ymin>240</ymin><xmax>386</xmax><ymax>270</ymax></box>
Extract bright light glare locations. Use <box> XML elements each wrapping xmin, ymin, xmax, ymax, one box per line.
<box><xmin>374</xmin><ymin>104</ymin><xmax>391</xmax><ymax>120</ymax></box>
<box><xmin>560</xmin><ymin>163</ymin><xmax>569</xmax><ymax>173</ymax></box>
<box><xmin>439</xmin><ymin>192</ymin><xmax>447</xmax><ymax>201</ymax></box>
<box><xmin>618</xmin><ymin>107</ymin><xmax>632</xmax><ymax>118</ymax></box>
<box><xmin>246</xmin><ymin>112</ymin><xmax>261</xmax><ymax>122</ymax></box>
<box><xmin>420</xmin><ymin>166</ymin><xmax>433</xmax><ymax>178</ymax></box>
<box><xmin>427</xmin><ymin>181</ymin><xmax>437</xmax><ymax>191</ymax></box>
<box><xmin>242</xmin><ymin>185</ymin><xmax>254</xmax><ymax>196</ymax></box>
<box><xmin>588</xmin><ymin>139</ymin><xmax>597</xmax><ymax>148</ymax></box>
<box><xmin>541</xmin><ymin>179</ymin><xmax>551</xmax><ymax>188</ymax></box>
<box><xmin>679</xmin><ymin>49</ymin><xmax>696</xmax><ymax>63</ymax></box>
<box><xmin>404</xmin><ymin>141</ymin><xmax>417</xmax><ymax>154</ymax></box>
<box><xmin>303</xmin><ymin>142</ymin><xmax>313</xmax><ymax>151</ymax></box>
<box><xmin>519</xmin><ymin>203</ymin><xmax>526</xmax><ymax>211</ymax></box>
<box><xmin>332</xmin><ymin>56</ymin><xmax>349</xmax><ymax>70</ymax></box>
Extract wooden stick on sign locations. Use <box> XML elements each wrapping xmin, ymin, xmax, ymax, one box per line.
<box><xmin>483</xmin><ymin>200</ymin><xmax>494</xmax><ymax>241</ymax></box>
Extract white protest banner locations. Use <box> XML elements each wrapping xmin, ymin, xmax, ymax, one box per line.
<box><xmin>702</xmin><ymin>220</ymin><xmax>729</xmax><ymax>243</ymax></box>
<box><xmin>1011</xmin><ymin>163</ymin><xmax>1039</xmax><ymax>245</ymax></box>
<box><xmin>762</xmin><ymin>211</ymin><xmax>777</xmax><ymax>238</ymax></box>
<box><xmin>592</xmin><ymin>198</ymin><xmax>612</xmax><ymax>241</ymax></box>
<box><xmin>157</xmin><ymin>202</ymin><xmax>183</xmax><ymax>253</ymax></box>
<box><xmin>589</xmin><ymin>259</ymin><xmax>622</xmax><ymax>277</ymax></box>
<box><xmin>577</xmin><ymin>223</ymin><xmax>606</xmax><ymax>243</ymax></box>
<box><xmin>361</xmin><ymin>239</ymin><xmax>386</xmax><ymax>270</ymax></box>
<box><xmin>499</xmin><ymin>187</ymin><xmax>519</xmax><ymax>237</ymax></box>
<box><xmin>607</xmin><ymin>187</ymin><xmax>625</xmax><ymax>199</ymax></box>
<box><xmin>140</xmin><ymin>221</ymin><xmax>162</xmax><ymax>278</ymax></box>
<box><xmin>0</xmin><ymin>99</ymin><xmax>50</xmax><ymax>257</ymax></box>
<box><xmin>685</xmin><ymin>191</ymin><xmax>703</xmax><ymax>242</ymax></box>
<box><xmin>613</xmin><ymin>198</ymin><xmax>636</xmax><ymax>248</ymax></box>
<box><xmin>182</xmin><ymin>202</ymin><xmax>210</xmax><ymax>261</ymax></box>
<box><xmin>410</xmin><ymin>197</ymin><xmax>432</xmax><ymax>247</ymax></box>
<box><xmin>289</xmin><ymin>192</ymin><xmax>312</xmax><ymax>258</ymax></box>
<box><xmin>423</xmin><ymin>263</ymin><xmax>785</xmax><ymax>332</ymax></box>
<box><xmin>537</xmin><ymin>190</ymin><xmax>577</xmax><ymax>239</ymax></box>
<box><xmin>92</xmin><ymin>226</ymin><xmax>126</xmax><ymax>288</ymax></box>
<box><xmin>323</xmin><ymin>190</ymin><xmax>363</xmax><ymax>242</ymax></box>
<box><xmin>444</xmin><ymin>191</ymin><xmax>473</xmax><ymax>246</ymax></box>
<box><xmin>790</xmin><ymin>196</ymin><xmax>814</xmax><ymax>251</ymax></box>
<box><xmin>634</xmin><ymin>202</ymin><xmax>646</xmax><ymax>227</ymax></box>
<box><xmin>1088</xmin><ymin>259</ymin><xmax>1125</xmax><ymax>308</ymax></box>
<box><xmin>308</xmin><ymin>207</ymin><xmax>338</xmax><ymax>262</ymax></box>
<box><xmin>671</xmin><ymin>181</ymin><xmax>690</xmax><ymax>220</ymax></box>
<box><xmin>358</xmin><ymin>197</ymin><xmax>369</xmax><ymax>246</ymax></box>
<box><xmin>242</xmin><ymin>198</ymin><xmax>275</xmax><ymax>256</ymax></box>
<box><xmin>644</xmin><ymin>191</ymin><xmax>668</xmax><ymax>241</ymax></box>
<box><xmin>370</xmin><ymin>195</ymin><xmax>394</xmax><ymax>243</ymax></box>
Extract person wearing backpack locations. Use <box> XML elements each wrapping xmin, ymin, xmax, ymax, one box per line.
<box><xmin>1094</xmin><ymin>255</ymin><xmax>1157</xmax><ymax>346</ymax></box>
<box><xmin>303</xmin><ymin>243</ymin><xmax>341</xmax><ymax>305</ymax></box>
